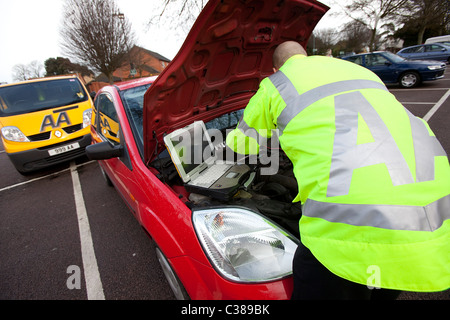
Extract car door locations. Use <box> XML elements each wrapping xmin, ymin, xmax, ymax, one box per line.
<box><xmin>364</xmin><ymin>53</ymin><xmax>395</xmax><ymax>83</ymax></box>
<box><xmin>93</xmin><ymin>92</ymin><xmax>139</xmax><ymax>217</ymax></box>
<box><xmin>402</xmin><ymin>45</ymin><xmax>426</xmax><ymax>60</ymax></box>
<box><xmin>424</xmin><ymin>44</ymin><xmax>448</xmax><ymax>61</ymax></box>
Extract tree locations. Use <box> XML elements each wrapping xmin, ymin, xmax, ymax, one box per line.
<box><xmin>29</xmin><ymin>61</ymin><xmax>44</xmax><ymax>79</ymax></box>
<box><xmin>307</xmin><ymin>29</ymin><xmax>339</xmax><ymax>55</ymax></box>
<box><xmin>396</xmin><ymin>0</ymin><xmax>450</xmax><ymax>44</ymax></box>
<box><xmin>60</xmin><ymin>0</ymin><xmax>135</xmax><ymax>83</ymax></box>
<box><xmin>44</xmin><ymin>57</ymin><xmax>93</xmax><ymax>77</ymax></box>
<box><xmin>12</xmin><ymin>64</ymin><xmax>31</xmax><ymax>82</ymax></box>
<box><xmin>342</xmin><ymin>0</ymin><xmax>409</xmax><ymax>51</ymax></box>
<box><xmin>148</xmin><ymin>0</ymin><xmax>206</xmax><ymax>37</ymax></box>
<box><xmin>12</xmin><ymin>61</ymin><xmax>44</xmax><ymax>82</ymax></box>
<box><xmin>341</xmin><ymin>21</ymin><xmax>373</xmax><ymax>53</ymax></box>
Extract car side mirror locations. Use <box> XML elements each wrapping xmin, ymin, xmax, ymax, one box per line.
<box><xmin>385</xmin><ymin>61</ymin><xmax>392</xmax><ymax>66</ymax></box>
<box><xmin>90</xmin><ymin>91</ymin><xmax>97</xmax><ymax>99</ymax></box>
<box><xmin>86</xmin><ymin>141</ymin><xmax>123</xmax><ymax>160</ymax></box>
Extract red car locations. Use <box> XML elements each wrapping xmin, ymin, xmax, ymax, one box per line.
<box><xmin>87</xmin><ymin>0</ymin><xmax>328</xmax><ymax>299</ymax></box>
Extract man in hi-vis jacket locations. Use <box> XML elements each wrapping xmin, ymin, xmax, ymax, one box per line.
<box><xmin>226</xmin><ymin>41</ymin><xmax>450</xmax><ymax>299</ymax></box>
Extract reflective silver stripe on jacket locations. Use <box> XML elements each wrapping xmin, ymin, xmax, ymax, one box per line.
<box><xmin>327</xmin><ymin>91</ymin><xmax>415</xmax><ymax>197</ymax></box>
<box><xmin>237</xmin><ymin>118</ymin><xmax>263</xmax><ymax>143</ymax></box>
<box><xmin>407</xmin><ymin>109</ymin><xmax>447</xmax><ymax>182</ymax></box>
<box><xmin>268</xmin><ymin>71</ymin><xmax>389</xmax><ymax>135</ymax></box>
<box><xmin>303</xmin><ymin>194</ymin><xmax>450</xmax><ymax>232</ymax></box>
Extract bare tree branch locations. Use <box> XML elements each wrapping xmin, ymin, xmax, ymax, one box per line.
<box><xmin>60</xmin><ymin>0</ymin><xmax>136</xmax><ymax>83</ymax></box>
<box><xmin>147</xmin><ymin>0</ymin><xmax>206</xmax><ymax>39</ymax></box>
<box><xmin>341</xmin><ymin>0</ymin><xmax>410</xmax><ymax>50</ymax></box>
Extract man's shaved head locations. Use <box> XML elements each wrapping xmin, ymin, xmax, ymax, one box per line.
<box><xmin>273</xmin><ymin>41</ymin><xmax>307</xmax><ymax>70</ymax></box>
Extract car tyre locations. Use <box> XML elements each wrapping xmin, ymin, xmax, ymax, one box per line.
<box><xmin>399</xmin><ymin>71</ymin><xmax>420</xmax><ymax>88</ymax></box>
<box><xmin>156</xmin><ymin>247</ymin><xmax>190</xmax><ymax>300</ymax></box>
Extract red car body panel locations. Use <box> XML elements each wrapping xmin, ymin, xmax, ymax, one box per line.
<box><xmin>144</xmin><ymin>0</ymin><xmax>328</xmax><ymax>162</ymax></box>
<box><xmin>89</xmin><ymin>0</ymin><xmax>328</xmax><ymax>300</ymax></box>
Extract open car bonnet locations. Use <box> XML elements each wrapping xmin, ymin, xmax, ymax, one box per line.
<box><xmin>143</xmin><ymin>0</ymin><xmax>328</xmax><ymax>163</ymax></box>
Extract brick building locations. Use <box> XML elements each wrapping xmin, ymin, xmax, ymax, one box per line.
<box><xmin>113</xmin><ymin>45</ymin><xmax>171</xmax><ymax>80</ymax></box>
<box><xmin>88</xmin><ymin>45</ymin><xmax>171</xmax><ymax>93</ymax></box>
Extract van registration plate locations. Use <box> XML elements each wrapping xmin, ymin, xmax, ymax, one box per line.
<box><xmin>48</xmin><ymin>142</ymin><xmax>80</xmax><ymax>156</ymax></box>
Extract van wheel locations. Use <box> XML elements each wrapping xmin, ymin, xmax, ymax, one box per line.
<box><xmin>155</xmin><ymin>247</ymin><xmax>190</xmax><ymax>300</ymax></box>
<box><xmin>399</xmin><ymin>71</ymin><xmax>420</xmax><ymax>88</ymax></box>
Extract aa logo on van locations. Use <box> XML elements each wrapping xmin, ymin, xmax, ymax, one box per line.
<box><xmin>40</xmin><ymin>111</ymin><xmax>71</xmax><ymax>132</ymax></box>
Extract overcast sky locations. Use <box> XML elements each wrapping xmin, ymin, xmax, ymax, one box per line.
<box><xmin>0</xmin><ymin>0</ymin><xmax>341</xmax><ymax>84</ymax></box>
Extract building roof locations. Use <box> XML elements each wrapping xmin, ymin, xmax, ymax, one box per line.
<box><xmin>132</xmin><ymin>45</ymin><xmax>171</xmax><ymax>62</ymax></box>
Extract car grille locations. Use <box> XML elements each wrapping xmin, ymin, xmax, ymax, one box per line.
<box><xmin>26</xmin><ymin>123</ymin><xmax>83</xmax><ymax>142</ymax></box>
<box><xmin>63</xmin><ymin>123</ymin><xmax>83</xmax><ymax>134</ymax></box>
<box><xmin>28</xmin><ymin>132</ymin><xmax>51</xmax><ymax>141</ymax></box>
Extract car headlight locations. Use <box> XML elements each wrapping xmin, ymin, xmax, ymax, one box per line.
<box><xmin>1</xmin><ymin>126</ymin><xmax>30</xmax><ymax>142</ymax></box>
<box><xmin>193</xmin><ymin>207</ymin><xmax>299</xmax><ymax>283</ymax></box>
<box><xmin>82</xmin><ymin>108</ymin><xmax>92</xmax><ymax>128</ymax></box>
<box><xmin>428</xmin><ymin>65</ymin><xmax>442</xmax><ymax>70</ymax></box>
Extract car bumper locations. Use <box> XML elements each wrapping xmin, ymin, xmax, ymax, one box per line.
<box><xmin>422</xmin><ymin>69</ymin><xmax>446</xmax><ymax>81</ymax></box>
<box><xmin>5</xmin><ymin>134</ymin><xmax>92</xmax><ymax>173</ymax></box>
<box><xmin>170</xmin><ymin>255</ymin><xmax>293</xmax><ymax>300</ymax></box>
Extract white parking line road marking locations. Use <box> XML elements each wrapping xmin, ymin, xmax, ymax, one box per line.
<box><xmin>389</xmin><ymin>87</ymin><xmax>450</xmax><ymax>92</ymax></box>
<box><xmin>423</xmin><ymin>89</ymin><xmax>450</xmax><ymax>122</ymax></box>
<box><xmin>400</xmin><ymin>102</ymin><xmax>435</xmax><ymax>105</ymax></box>
<box><xmin>70</xmin><ymin>161</ymin><xmax>105</xmax><ymax>300</ymax></box>
<box><xmin>0</xmin><ymin>160</ymin><xmax>95</xmax><ymax>193</ymax></box>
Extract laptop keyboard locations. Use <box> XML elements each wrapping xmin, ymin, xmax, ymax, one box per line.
<box><xmin>192</xmin><ymin>164</ymin><xmax>231</xmax><ymax>187</ymax></box>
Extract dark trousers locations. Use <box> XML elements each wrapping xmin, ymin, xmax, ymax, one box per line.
<box><xmin>291</xmin><ymin>242</ymin><xmax>401</xmax><ymax>300</ymax></box>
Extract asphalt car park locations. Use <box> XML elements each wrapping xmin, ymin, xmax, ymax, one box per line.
<box><xmin>1</xmin><ymin>68</ymin><xmax>449</xmax><ymax>301</ymax></box>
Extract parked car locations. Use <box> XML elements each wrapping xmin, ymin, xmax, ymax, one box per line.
<box><xmin>342</xmin><ymin>51</ymin><xmax>446</xmax><ymax>88</ymax></box>
<box><xmin>0</xmin><ymin>75</ymin><xmax>93</xmax><ymax>174</ymax></box>
<box><xmin>86</xmin><ymin>0</ymin><xmax>329</xmax><ymax>299</ymax></box>
<box><xmin>397</xmin><ymin>43</ymin><xmax>450</xmax><ymax>63</ymax></box>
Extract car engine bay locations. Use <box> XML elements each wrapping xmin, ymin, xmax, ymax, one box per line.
<box><xmin>151</xmin><ymin>119</ymin><xmax>302</xmax><ymax>239</ymax></box>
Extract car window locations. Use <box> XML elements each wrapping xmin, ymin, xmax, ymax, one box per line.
<box><xmin>404</xmin><ymin>46</ymin><xmax>424</xmax><ymax>53</ymax></box>
<box><xmin>415</xmin><ymin>46</ymin><xmax>425</xmax><ymax>53</ymax></box>
<box><xmin>345</xmin><ymin>55</ymin><xmax>363</xmax><ymax>65</ymax></box>
<box><xmin>366</xmin><ymin>54</ymin><xmax>388</xmax><ymax>67</ymax></box>
<box><xmin>426</xmin><ymin>44</ymin><xmax>443</xmax><ymax>52</ymax></box>
<box><xmin>96</xmin><ymin>93</ymin><xmax>120</xmax><ymax>145</ymax></box>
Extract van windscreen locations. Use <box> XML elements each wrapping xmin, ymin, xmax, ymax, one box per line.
<box><xmin>0</xmin><ymin>78</ymin><xmax>88</xmax><ymax>116</ymax></box>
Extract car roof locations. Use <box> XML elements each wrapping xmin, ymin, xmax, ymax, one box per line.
<box><xmin>400</xmin><ymin>43</ymin><xmax>449</xmax><ymax>50</ymax></box>
<box><xmin>344</xmin><ymin>51</ymin><xmax>386</xmax><ymax>57</ymax></box>
<box><xmin>115</xmin><ymin>76</ymin><xmax>158</xmax><ymax>91</ymax></box>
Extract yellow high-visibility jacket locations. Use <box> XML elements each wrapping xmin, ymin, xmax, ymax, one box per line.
<box><xmin>226</xmin><ymin>54</ymin><xmax>450</xmax><ymax>292</ymax></box>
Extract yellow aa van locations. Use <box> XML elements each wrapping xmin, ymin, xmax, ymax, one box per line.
<box><xmin>0</xmin><ymin>75</ymin><xmax>93</xmax><ymax>174</ymax></box>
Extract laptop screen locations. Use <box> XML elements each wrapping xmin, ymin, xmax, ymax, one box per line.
<box><xmin>164</xmin><ymin>121</ymin><xmax>214</xmax><ymax>183</ymax></box>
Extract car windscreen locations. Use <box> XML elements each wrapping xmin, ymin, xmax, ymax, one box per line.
<box><xmin>121</xmin><ymin>83</ymin><xmax>152</xmax><ymax>156</ymax></box>
<box><xmin>383</xmin><ymin>51</ymin><xmax>405</xmax><ymax>63</ymax></box>
<box><xmin>0</xmin><ymin>78</ymin><xmax>89</xmax><ymax>117</ymax></box>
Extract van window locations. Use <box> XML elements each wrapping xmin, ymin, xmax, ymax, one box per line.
<box><xmin>0</xmin><ymin>78</ymin><xmax>88</xmax><ymax>117</ymax></box>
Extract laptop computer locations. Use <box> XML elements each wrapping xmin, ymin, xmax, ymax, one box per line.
<box><xmin>163</xmin><ymin>121</ymin><xmax>254</xmax><ymax>201</ymax></box>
